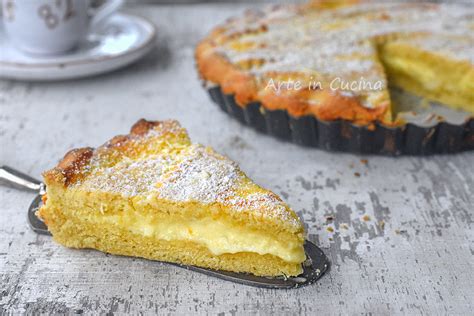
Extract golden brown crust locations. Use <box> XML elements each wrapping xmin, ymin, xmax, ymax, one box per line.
<box><xmin>43</xmin><ymin>119</ymin><xmax>185</xmax><ymax>188</ymax></box>
<box><xmin>43</xmin><ymin>148</ymin><xmax>94</xmax><ymax>187</ymax></box>
<box><xmin>259</xmin><ymin>85</ymin><xmax>389</xmax><ymax>123</ymax></box>
<box><xmin>195</xmin><ymin>16</ymin><xmax>389</xmax><ymax>125</ymax></box>
<box><xmin>196</xmin><ymin>42</ymin><xmax>258</xmax><ymax>106</ymax></box>
<box><xmin>130</xmin><ymin>118</ymin><xmax>162</xmax><ymax>136</ymax></box>
<box><xmin>307</xmin><ymin>0</ymin><xmax>361</xmax><ymax>9</ymax></box>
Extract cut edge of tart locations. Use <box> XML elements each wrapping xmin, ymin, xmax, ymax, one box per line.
<box><xmin>38</xmin><ymin>119</ymin><xmax>306</xmax><ymax>277</ymax></box>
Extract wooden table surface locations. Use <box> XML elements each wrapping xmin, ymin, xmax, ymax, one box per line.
<box><xmin>1</xmin><ymin>3</ymin><xmax>473</xmax><ymax>315</ymax></box>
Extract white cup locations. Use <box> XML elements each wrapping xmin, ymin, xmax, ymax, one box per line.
<box><xmin>2</xmin><ymin>0</ymin><xmax>124</xmax><ymax>55</ymax></box>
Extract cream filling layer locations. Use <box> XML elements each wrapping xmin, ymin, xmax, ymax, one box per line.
<box><xmin>95</xmin><ymin>211</ymin><xmax>306</xmax><ymax>264</ymax></box>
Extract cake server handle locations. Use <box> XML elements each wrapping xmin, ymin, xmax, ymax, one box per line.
<box><xmin>0</xmin><ymin>166</ymin><xmax>50</xmax><ymax>235</ymax></box>
<box><xmin>0</xmin><ymin>165</ymin><xmax>45</xmax><ymax>194</ymax></box>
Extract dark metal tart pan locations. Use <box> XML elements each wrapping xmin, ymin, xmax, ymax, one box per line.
<box><xmin>208</xmin><ymin>86</ymin><xmax>474</xmax><ymax>156</ymax></box>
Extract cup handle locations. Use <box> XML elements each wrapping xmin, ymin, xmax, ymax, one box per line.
<box><xmin>90</xmin><ymin>0</ymin><xmax>124</xmax><ymax>28</ymax></box>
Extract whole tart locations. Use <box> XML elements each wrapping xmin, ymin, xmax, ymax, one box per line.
<box><xmin>38</xmin><ymin>119</ymin><xmax>306</xmax><ymax>277</ymax></box>
<box><xmin>196</xmin><ymin>1</ymin><xmax>474</xmax><ymax>155</ymax></box>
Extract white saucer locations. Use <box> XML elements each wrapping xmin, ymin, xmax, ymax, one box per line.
<box><xmin>0</xmin><ymin>13</ymin><xmax>156</xmax><ymax>81</ymax></box>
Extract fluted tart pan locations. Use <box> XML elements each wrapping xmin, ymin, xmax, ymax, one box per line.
<box><xmin>207</xmin><ymin>86</ymin><xmax>474</xmax><ymax>156</ymax></box>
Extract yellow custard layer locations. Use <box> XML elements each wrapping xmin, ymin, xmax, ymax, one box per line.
<box><xmin>94</xmin><ymin>211</ymin><xmax>306</xmax><ymax>263</ymax></box>
<box><xmin>45</xmin><ymin>186</ymin><xmax>306</xmax><ymax>265</ymax></box>
<box><xmin>379</xmin><ymin>40</ymin><xmax>474</xmax><ymax>113</ymax></box>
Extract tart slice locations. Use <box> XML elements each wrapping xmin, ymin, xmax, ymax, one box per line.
<box><xmin>38</xmin><ymin>119</ymin><xmax>306</xmax><ymax>276</ymax></box>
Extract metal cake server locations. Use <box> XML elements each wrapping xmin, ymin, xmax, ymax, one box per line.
<box><xmin>0</xmin><ymin>165</ymin><xmax>330</xmax><ymax>289</ymax></box>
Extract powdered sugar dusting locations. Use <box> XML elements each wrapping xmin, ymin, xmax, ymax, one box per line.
<box><xmin>157</xmin><ymin>144</ymin><xmax>240</xmax><ymax>203</ymax></box>
<box><xmin>80</xmin><ymin>156</ymin><xmax>168</xmax><ymax>197</ymax></box>
<box><xmin>227</xmin><ymin>192</ymin><xmax>301</xmax><ymax>228</ymax></box>
<box><xmin>142</xmin><ymin>120</ymin><xmax>186</xmax><ymax>139</ymax></box>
